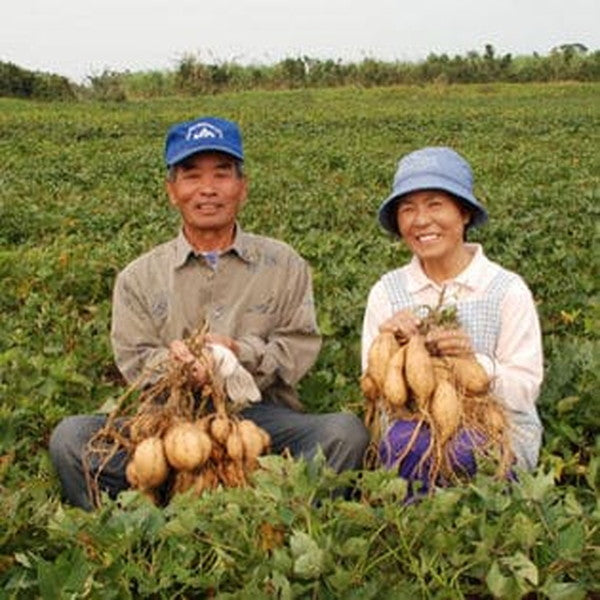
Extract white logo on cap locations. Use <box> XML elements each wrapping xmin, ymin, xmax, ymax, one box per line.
<box><xmin>186</xmin><ymin>122</ymin><xmax>223</xmax><ymax>141</ymax></box>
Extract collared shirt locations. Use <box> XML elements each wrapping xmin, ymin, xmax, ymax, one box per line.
<box><xmin>111</xmin><ymin>226</ymin><xmax>321</xmax><ymax>410</ymax></box>
<box><xmin>361</xmin><ymin>244</ymin><xmax>544</xmax><ymax>418</ymax></box>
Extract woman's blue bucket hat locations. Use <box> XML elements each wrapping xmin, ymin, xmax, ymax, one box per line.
<box><xmin>378</xmin><ymin>147</ymin><xmax>489</xmax><ymax>237</ymax></box>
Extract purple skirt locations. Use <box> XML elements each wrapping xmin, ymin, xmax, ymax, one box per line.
<box><xmin>379</xmin><ymin>420</ymin><xmax>485</xmax><ymax>494</ymax></box>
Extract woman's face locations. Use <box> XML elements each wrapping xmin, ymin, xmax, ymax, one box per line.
<box><xmin>396</xmin><ymin>190</ymin><xmax>470</xmax><ymax>263</ymax></box>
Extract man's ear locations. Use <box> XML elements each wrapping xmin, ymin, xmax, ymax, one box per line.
<box><xmin>165</xmin><ymin>179</ymin><xmax>178</xmax><ymax>207</ymax></box>
<box><xmin>239</xmin><ymin>175</ymin><xmax>249</xmax><ymax>208</ymax></box>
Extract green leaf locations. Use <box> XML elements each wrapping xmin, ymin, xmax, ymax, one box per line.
<box><xmin>556</xmin><ymin>395</ymin><xmax>580</xmax><ymax>415</ymax></box>
<box><xmin>13</xmin><ymin>552</ymin><xmax>33</xmax><ymax>569</ymax></box>
<box><xmin>585</xmin><ymin>456</ymin><xmax>599</xmax><ymax>492</ymax></box>
<box><xmin>290</xmin><ymin>530</ymin><xmax>319</xmax><ymax>558</ymax></box>
<box><xmin>503</xmin><ymin>551</ymin><xmax>538</xmax><ymax>587</ymax></box>
<box><xmin>37</xmin><ymin>549</ymin><xmax>91</xmax><ymax>599</ymax></box>
<box><xmin>293</xmin><ymin>549</ymin><xmax>325</xmax><ymax>580</ymax></box>
<box><xmin>563</xmin><ymin>490</ymin><xmax>584</xmax><ymax>517</ymax></box>
<box><xmin>318</xmin><ymin>311</ymin><xmax>337</xmax><ymax>336</ymax></box>
<box><xmin>290</xmin><ymin>530</ymin><xmax>325</xmax><ymax>580</ymax></box>
<box><xmin>268</xmin><ymin>570</ymin><xmax>292</xmax><ymax>600</ymax></box>
<box><xmin>338</xmin><ymin>536</ymin><xmax>369</xmax><ymax>557</ymax></box>
<box><xmin>328</xmin><ymin>567</ymin><xmax>354</xmax><ymax>593</ymax></box>
<box><xmin>518</xmin><ymin>469</ymin><xmax>555</xmax><ymax>502</ymax></box>
<box><xmin>271</xmin><ymin>547</ymin><xmax>293</xmax><ymax>574</ymax></box>
<box><xmin>486</xmin><ymin>561</ymin><xmax>511</xmax><ymax>598</ymax></box>
<box><xmin>542</xmin><ymin>580</ymin><xmax>587</xmax><ymax>600</ymax></box>
<box><xmin>557</xmin><ymin>521</ymin><xmax>585</xmax><ymax>561</ymax></box>
<box><xmin>509</xmin><ymin>512</ymin><xmax>541</xmax><ymax>550</ymax></box>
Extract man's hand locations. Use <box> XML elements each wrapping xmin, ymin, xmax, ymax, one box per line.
<box><xmin>169</xmin><ymin>340</ymin><xmax>207</xmax><ymax>386</ymax></box>
<box><xmin>205</xmin><ymin>333</ymin><xmax>239</xmax><ymax>356</ymax></box>
<box><xmin>209</xmin><ymin>343</ymin><xmax>261</xmax><ymax>407</ymax></box>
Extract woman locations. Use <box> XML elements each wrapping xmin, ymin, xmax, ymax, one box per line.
<box><xmin>362</xmin><ymin>146</ymin><xmax>543</xmax><ymax>491</ymax></box>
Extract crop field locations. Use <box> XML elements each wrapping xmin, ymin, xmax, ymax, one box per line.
<box><xmin>1</xmin><ymin>82</ymin><xmax>599</xmax><ymax>598</ymax></box>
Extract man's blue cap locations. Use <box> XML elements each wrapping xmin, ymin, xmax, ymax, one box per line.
<box><xmin>378</xmin><ymin>147</ymin><xmax>489</xmax><ymax>237</ymax></box>
<box><xmin>164</xmin><ymin>116</ymin><xmax>244</xmax><ymax>167</ymax></box>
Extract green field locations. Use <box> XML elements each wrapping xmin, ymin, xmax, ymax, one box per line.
<box><xmin>1</xmin><ymin>82</ymin><xmax>599</xmax><ymax>598</ymax></box>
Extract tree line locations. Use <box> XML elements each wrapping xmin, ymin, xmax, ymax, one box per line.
<box><xmin>2</xmin><ymin>44</ymin><xmax>599</xmax><ymax>101</ymax></box>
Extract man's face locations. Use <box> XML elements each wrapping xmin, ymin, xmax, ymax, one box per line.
<box><xmin>166</xmin><ymin>152</ymin><xmax>247</xmax><ymax>237</ymax></box>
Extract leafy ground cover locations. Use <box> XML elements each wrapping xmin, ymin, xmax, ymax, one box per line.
<box><xmin>0</xmin><ymin>82</ymin><xmax>599</xmax><ymax>598</ymax></box>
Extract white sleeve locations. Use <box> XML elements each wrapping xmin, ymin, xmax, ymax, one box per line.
<box><xmin>361</xmin><ymin>280</ymin><xmax>395</xmax><ymax>372</ymax></box>
<box><xmin>486</xmin><ymin>277</ymin><xmax>544</xmax><ymax>414</ymax></box>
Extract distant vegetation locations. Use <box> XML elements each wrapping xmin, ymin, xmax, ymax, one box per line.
<box><xmin>1</xmin><ymin>81</ymin><xmax>599</xmax><ymax>597</ymax></box>
<box><xmin>0</xmin><ymin>61</ymin><xmax>76</xmax><ymax>101</ymax></box>
<box><xmin>1</xmin><ymin>43</ymin><xmax>599</xmax><ymax>101</ymax></box>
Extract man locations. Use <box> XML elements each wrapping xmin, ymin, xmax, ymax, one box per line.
<box><xmin>49</xmin><ymin>116</ymin><xmax>369</xmax><ymax>510</ymax></box>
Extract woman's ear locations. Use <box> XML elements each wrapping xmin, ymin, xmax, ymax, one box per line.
<box><xmin>462</xmin><ymin>209</ymin><xmax>472</xmax><ymax>241</ymax></box>
<box><xmin>460</xmin><ymin>203</ymin><xmax>472</xmax><ymax>227</ymax></box>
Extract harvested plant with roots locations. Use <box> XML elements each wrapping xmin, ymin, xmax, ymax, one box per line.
<box><xmin>361</xmin><ymin>297</ymin><xmax>514</xmax><ymax>489</ymax></box>
<box><xmin>83</xmin><ymin>326</ymin><xmax>270</xmax><ymax>507</ymax></box>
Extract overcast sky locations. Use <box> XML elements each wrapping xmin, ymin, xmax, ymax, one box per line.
<box><xmin>3</xmin><ymin>0</ymin><xmax>599</xmax><ymax>83</ymax></box>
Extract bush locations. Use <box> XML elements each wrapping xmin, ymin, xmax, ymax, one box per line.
<box><xmin>0</xmin><ymin>61</ymin><xmax>76</xmax><ymax>100</ymax></box>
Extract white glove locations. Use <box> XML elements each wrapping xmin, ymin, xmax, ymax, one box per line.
<box><xmin>208</xmin><ymin>343</ymin><xmax>261</xmax><ymax>408</ymax></box>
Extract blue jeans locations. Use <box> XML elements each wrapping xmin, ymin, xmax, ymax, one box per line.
<box><xmin>49</xmin><ymin>402</ymin><xmax>369</xmax><ymax>510</ymax></box>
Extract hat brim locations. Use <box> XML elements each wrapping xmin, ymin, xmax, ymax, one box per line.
<box><xmin>166</xmin><ymin>144</ymin><xmax>244</xmax><ymax>167</ymax></box>
<box><xmin>378</xmin><ymin>174</ymin><xmax>488</xmax><ymax>236</ymax></box>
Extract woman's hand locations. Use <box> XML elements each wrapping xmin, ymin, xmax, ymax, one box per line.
<box><xmin>425</xmin><ymin>327</ymin><xmax>474</xmax><ymax>357</ymax></box>
<box><xmin>169</xmin><ymin>340</ymin><xmax>207</xmax><ymax>386</ymax></box>
<box><xmin>379</xmin><ymin>309</ymin><xmax>422</xmax><ymax>341</ymax></box>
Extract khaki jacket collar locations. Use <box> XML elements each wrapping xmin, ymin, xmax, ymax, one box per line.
<box><xmin>173</xmin><ymin>224</ymin><xmax>257</xmax><ymax>269</ymax></box>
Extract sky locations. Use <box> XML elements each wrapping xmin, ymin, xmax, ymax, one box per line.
<box><xmin>3</xmin><ymin>0</ymin><xmax>599</xmax><ymax>83</ymax></box>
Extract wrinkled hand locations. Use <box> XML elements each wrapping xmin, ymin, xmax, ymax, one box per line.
<box><xmin>205</xmin><ymin>333</ymin><xmax>239</xmax><ymax>356</ymax></box>
<box><xmin>425</xmin><ymin>327</ymin><xmax>474</xmax><ymax>357</ymax></box>
<box><xmin>379</xmin><ymin>309</ymin><xmax>421</xmax><ymax>341</ymax></box>
<box><xmin>169</xmin><ymin>340</ymin><xmax>207</xmax><ymax>386</ymax></box>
